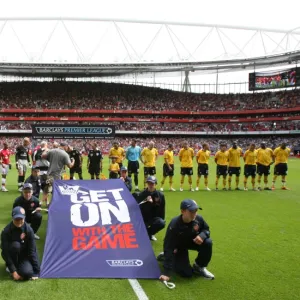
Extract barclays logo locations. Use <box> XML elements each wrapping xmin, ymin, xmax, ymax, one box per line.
<box><xmin>106</xmin><ymin>259</ymin><xmax>143</xmax><ymax>267</ymax></box>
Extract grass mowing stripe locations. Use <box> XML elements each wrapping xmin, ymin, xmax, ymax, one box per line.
<box><xmin>128</xmin><ymin>279</ymin><xmax>149</xmax><ymax>300</ymax></box>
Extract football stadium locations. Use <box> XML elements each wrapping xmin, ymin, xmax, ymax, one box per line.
<box><xmin>0</xmin><ymin>4</ymin><xmax>300</xmax><ymax>300</ymax></box>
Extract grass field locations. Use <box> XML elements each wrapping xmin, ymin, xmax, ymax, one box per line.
<box><xmin>0</xmin><ymin>156</ymin><xmax>299</xmax><ymax>300</ymax></box>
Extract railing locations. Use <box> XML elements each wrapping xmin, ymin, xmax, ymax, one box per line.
<box><xmin>1</xmin><ymin>129</ymin><xmax>299</xmax><ymax>136</ymax></box>
<box><xmin>1</xmin><ymin>107</ymin><xmax>300</xmax><ymax>116</ymax></box>
<box><xmin>1</xmin><ymin>116</ymin><xmax>300</xmax><ymax>123</ymax></box>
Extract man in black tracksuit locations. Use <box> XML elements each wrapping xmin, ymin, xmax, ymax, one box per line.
<box><xmin>13</xmin><ymin>183</ymin><xmax>42</xmax><ymax>240</ymax></box>
<box><xmin>25</xmin><ymin>166</ymin><xmax>41</xmax><ymax>198</ymax></box>
<box><xmin>67</xmin><ymin>146</ymin><xmax>83</xmax><ymax>180</ymax></box>
<box><xmin>119</xmin><ymin>166</ymin><xmax>132</xmax><ymax>191</ymax></box>
<box><xmin>158</xmin><ymin>199</ymin><xmax>214</xmax><ymax>282</ymax></box>
<box><xmin>135</xmin><ymin>176</ymin><xmax>166</xmax><ymax>241</ymax></box>
<box><xmin>1</xmin><ymin>206</ymin><xmax>40</xmax><ymax>281</ymax></box>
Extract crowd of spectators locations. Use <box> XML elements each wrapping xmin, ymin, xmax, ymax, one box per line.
<box><xmin>1</xmin><ymin>121</ymin><xmax>300</xmax><ymax>132</ymax></box>
<box><xmin>0</xmin><ymin>81</ymin><xmax>300</xmax><ymax>111</ymax></box>
<box><xmin>1</xmin><ymin>82</ymin><xmax>299</xmax><ymax>153</ymax></box>
<box><xmin>2</xmin><ymin>111</ymin><xmax>300</xmax><ymax>119</ymax></box>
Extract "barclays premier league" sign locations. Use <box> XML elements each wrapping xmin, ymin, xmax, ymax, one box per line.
<box><xmin>40</xmin><ymin>180</ymin><xmax>161</xmax><ymax>278</ymax></box>
<box><xmin>31</xmin><ymin>125</ymin><xmax>115</xmax><ymax>139</ymax></box>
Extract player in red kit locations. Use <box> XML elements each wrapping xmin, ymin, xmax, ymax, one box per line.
<box><xmin>0</xmin><ymin>142</ymin><xmax>11</xmax><ymax>192</ymax></box>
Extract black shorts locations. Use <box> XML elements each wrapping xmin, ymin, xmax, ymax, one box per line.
<box><xmin>118</xmin><ymin>162</ymin><xmax>123</xmax><ymax>169</ymax></box>
<box><xmin>128</xmin><ymin>161</ymin><xmax>139</xmax><ymax>175</ymax></box>
<box><xmin>144</xmin><ymin>167</ymin><xmax>156</xmax><ymax>176</ymax></box>
<box><xmin>228</xmin><ymin>167</ymin><xmax>241</xmax><ymax>176</ymax></box>
<box><xmin>163</xmin><ymin>164</ymin><xmax>174</xmax><ymax>177</ymax></box>
<box><xmin>197</xmin><ymin>164</ymin><xmax>209</xmax><ymax>176</ymax></box>
<box><xmin>217</xmin><ymin>165</ymin><xmax>228</xmax><ymax>176</ymax></box>
<box><xmin>70</xmin><ymin>166</ymin><xmax>82</xmax><ymax>174</ymax></box>
<box><xmin>257</xmin><ymin>164</ymin><xmax>270</xmax><ymax>176</ymax></box>
<box><xmin>109</xmin><ymin>172</ymin><xmax>119</xmax><ymax>179</ymax></box>
<box><xmin>180</xmin><ymin>167</ymin><xmax>193</xmax><ymax>176</ymax></box>
<box><xmin>89</xmin><ymin>166</ymin><xmax>100</xmax><ymax>176</ymax></box>
<box><xmin>274</xmin><ymin>163</ymin><xmax>288</xmax><ymax>176</ymax></box>
<box><xmin>244</xmin><ymin>165</ymin><xmax>256</xmax><ymax>177</ymax></box>
<box><xmin>40</xmin><ymin>174</ymin><xmax>48</xmax><ymax>192</ymax></box>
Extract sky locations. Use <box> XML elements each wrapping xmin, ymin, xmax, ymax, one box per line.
<box><xmin>1</xmin><ymin>0</ymin><xmax>300</xmax><ymax>30</ymax></box>
<box><xmin>0</xmin><ymin>0</ymin><xmax>300</xmax><ymax>90</ymax></box>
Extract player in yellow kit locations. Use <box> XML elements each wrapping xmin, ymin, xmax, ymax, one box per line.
<box><xmin>271</xmin><ymin>143</ymin><xmax>291</xmax><ymax>190</ymax></box>
<box><xmin>243</xmin><ymin>143</ymin><xmax>258</xmax><ymax>191</ymax></box>
<box><xmin>178</xmin><ymin>141</ymin><xmax>194</xmax><ymax>192</ymax></box>
<box><xmin>214</xmin><ymin>143</ymin><xmax>229</xmax><ymax>190</ymax></box>
<box><xmin>140</xmin><ymin>141</ymin><xmax>158</xmax><ymax>189</ymax></box>
<box><xmin>109</xmin><ymin>156</ymin><xmax>120</xmax><ymax>179</ymax></box>
<box><xmin>227</xmin><ymin>141</ymin><xmax>243</xmax><ymax>190</ymax></box>
<box><xmin>195</xmin><ymin>143</ymin><xmax>211</xmax><ymax>191</ymax></box>
<box><xmin>256</xmin><ymin>142</ymin><xmax>274</xmax><ymax>190</ymax></box>
<box><xmin>109</xmin><ymin>141</ymin><xmax>125</xmax><ymax>169</ymax></box>
<box><xmin>160</xmin><ymin>144</ymin><xmax>176</xmax><ymax>192</ymax></box>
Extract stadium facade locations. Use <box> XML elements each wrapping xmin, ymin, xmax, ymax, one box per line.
<box><xmin>0</xmin><ymin>18</ymin><xmax>300</xmax><ymax>153</ymax></box>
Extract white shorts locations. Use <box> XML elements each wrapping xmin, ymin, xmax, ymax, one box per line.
<box><xmin>39</xmin><ymin>170</ymin><xmax>48</xmax><ymax>176</ymax></box>
<box><xmin>1</xmin><ymin>164</ymin><xmax>9</xmax><ymax>175</ymax></box>
<box><xmin>17</xmin><ymin>160</ymin><xmax>28</xmax><ymax>174</ymax></box>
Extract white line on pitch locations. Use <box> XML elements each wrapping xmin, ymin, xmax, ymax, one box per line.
<box><xmin>128</xmin><ymin>279</ymin><xmax>149</xmax><ymax>300</ymax></box>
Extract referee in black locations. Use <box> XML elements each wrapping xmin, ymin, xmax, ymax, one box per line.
<box><xmin>158</xmin><ymin>199</ymin><xmax>214</xmax><ymax>282</ymax></box>
<box><xmin>87</xmin><ymin>143</ymin><xmax>103</xmax><ymax>180</ymax></box>
<box><xmin>67</xmin><ymin>145</ymin><xmax>83</xmax><ymax>180</ymax></box>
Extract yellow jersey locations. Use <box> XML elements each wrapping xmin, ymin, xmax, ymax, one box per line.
<box><xmin>273</xmin><ymin>147</ymin><xmax>290</xmax><ymax>165</ymax></box>
<box><xmin>164</xmin><ymin>150</ymin><xmax>174</xmax><ymax>165</ymax></box>
<box><xmin>109</xmin><ymin>162</ymin><xmax>120</xmax><ymax>173</ymax></box>
<box><xmin>244</xmin><ymin>149</ymin><xmax>257</xmax><ymax>165</ymax></box>
<box><xmin>141</xmin><ymin>147</ymin><xmax>158</xmax><ymax>167</ymax></box>
<box><xmin>215</xmin><ymin>150</ymin><xmax>229</xmax><ymax>166</ymax></box>
<box><xmin>228</xmin><ymin>147</ymin><xmax>243</xmax><ymax>167</ymax></box>
<box><xmin>196</xmin><ymin>149</ymin><xmax>210</xmax><ymax>164</ymax></box>
<box><xmin>179</xmin><ymin>147</ymin><xmax>194</xmax><ymax>168</ymax></box>
<box><xmin>109</xmin><ymin>147</ymin><xmax>125</xmax><ymax>164</ymax></box>
<box><xmin>256</xmin><ymin>148</ymin><xmax>273</xmax><ymax>166</ymax></box>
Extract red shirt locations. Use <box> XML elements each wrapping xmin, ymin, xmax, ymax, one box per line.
<box><xmin>0</xmin><ymin>149</ymin><xmax>11</xmax><ymax>164</ymax></box>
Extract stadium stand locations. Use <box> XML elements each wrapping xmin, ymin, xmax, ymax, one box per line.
<box><xmin>0</xmin><ymin>81</ymin><xmax>300</xmax><ymax>154</ymax></box>
<box><xmin>0</xmin><ymin>81</ymin><xmax>300</xmax><ymax>110</ymax></box>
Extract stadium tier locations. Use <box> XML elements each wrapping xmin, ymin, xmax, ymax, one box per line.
<box><xmin>1</xmin><ymin>121</ymin><xmax>300</xmax><ymax>132</ymax></box>
<box><xmin>0</xmin><ymin>81</ymin><xmax>300</xmax><ymax>152</ymax></box>
<box><xmin>0</xmin><ymin>82</ymin><xmax>300</xmax><ymax>134</ymax></box>
<box><xmin>0</xmin><ymin>81</ymin><xmax>300</xmax><ymax>110</ymax></box>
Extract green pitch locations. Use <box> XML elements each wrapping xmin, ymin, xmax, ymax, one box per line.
<box><xmin>0</xmin><ymin>156</ymin><xmax>299</xmax><ymax>300</ymax></box>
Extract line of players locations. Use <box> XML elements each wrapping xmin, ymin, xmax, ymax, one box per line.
<box><xmin>0</xmin><ymin>138</ymin><xmax>291</xmax><ymax>193</ymax></box>
<box><xmin>158</xmin><ymin>140</ymin><xmax>291</xmax><ymax>192</ymax></box>
<box><xmin>103</xmin><ymin>139</ymin><xmax>291</xmax><ymax>192</ymax></box>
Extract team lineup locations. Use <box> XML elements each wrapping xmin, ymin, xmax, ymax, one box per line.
<box><xmin>0</xmin><ymin>136</ymin><xmax>293</xmax><ymax>284</ymax></box>
<box><xmin>0</xmin><ymin>138</ymin><xmax>291</xmax><ymax>195</ymax></box>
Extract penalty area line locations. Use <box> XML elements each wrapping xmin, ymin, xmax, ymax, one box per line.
<box><xmin>128</xmin><ymin>279</ymin><xmax>149</xmax><ymax>300</ymax></box>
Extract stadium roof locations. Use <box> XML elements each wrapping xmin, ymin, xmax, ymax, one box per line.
<box><xmin>0</xmin><ymin>50</ymin><xmax>300</xmax><ymax>78</ymax></box>
<box><xmin>0</xmin><ymin>18</ymin><xmax>300</xmax><ymax>77</ymax></box>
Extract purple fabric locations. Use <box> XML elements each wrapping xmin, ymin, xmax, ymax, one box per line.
<box><xmin>40</xmin><ymin>179</ymin><xmax>161</xmax><ymax>278</ymax></box>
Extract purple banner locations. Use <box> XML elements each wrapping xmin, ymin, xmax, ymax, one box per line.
<box><xmin>40</xmin><ymin>180</ymin><xmax>161</xmax><ymax>278</ymax></box>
